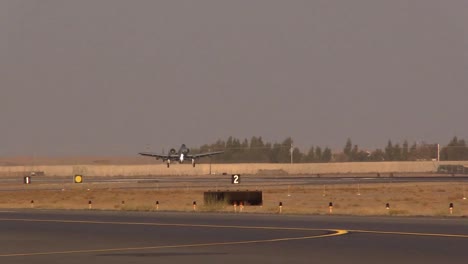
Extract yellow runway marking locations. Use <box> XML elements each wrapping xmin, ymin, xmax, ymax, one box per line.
<box><xmin>0</xmin><ymin>233</ymin><xmax>346</xmax><ymax>257</ymax></box>
<box><xmin>1</xmin><ymin>217</ymin><xmax>466</xmax><ymax>257</ymax></box>
<box><xmin>0</xmin><ymin>218</ymin><xmax>347</xmax><ymax>257</ymax></box>
<box><xmin>0</xmin><ymin>218</ymin><xmax>334</xmax><ymax>232</ymax></box>
<box><xmin>348</xmin><ymin>229</ymin><xmax>468</xmax><ymax>239</ymax></box>
<box><xmin>1</xmin><ymin>218</ymin><xmax>467</xmax><ymax>238</ymax></box>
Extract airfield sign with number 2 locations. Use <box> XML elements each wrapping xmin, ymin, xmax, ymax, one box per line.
<box><xmin>231</xmin><ymin>174</ymin><xmax>240</xmax><ymax>184</ymax></box>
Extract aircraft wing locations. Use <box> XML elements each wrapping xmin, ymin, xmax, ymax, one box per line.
<box><xmin>187</xmin><ymin>151</ymin><xmax>224</xmax><ymax>159</ymax></box>
<box><xmin>138</xmin><ymin>152</ymin><xmax>178</xmax><ymax>160</ymax></box>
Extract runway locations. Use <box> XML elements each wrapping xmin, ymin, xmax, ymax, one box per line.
<box><xmin>1</xmin><ymin>174</ymin><xmax>467</xmax><ymax>191</ymax></box>
<box><xmin>0</xmin><ymin>210</ymin><xmax>467</xmax><ymax>263</ymax></box>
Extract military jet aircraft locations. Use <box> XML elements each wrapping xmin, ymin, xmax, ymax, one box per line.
<box><xmin>138</xmin><ymin>144</ymin><xmax>224</xmax><ymax>168</ymax></box>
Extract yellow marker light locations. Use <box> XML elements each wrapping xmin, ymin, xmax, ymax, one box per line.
<box><xmin>74</xmin><ymin>175</ymin><xmax>83</xmax><ymax>183</ymax></box>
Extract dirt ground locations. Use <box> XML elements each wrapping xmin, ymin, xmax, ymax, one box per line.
<box><xmin>0</xmin><ymin>181</ymin><xmax>467</xmax><ymax>217</ymax></box>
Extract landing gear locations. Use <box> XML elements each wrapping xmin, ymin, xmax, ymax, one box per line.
<box><xmin>166</xmin><ymin>160</ymin><xmax>170</xmax><ymax>168</ymax></box>
<box><xmin>192</xmin><ymin>159</ymin><xmax>196</xmax><ymax>167</ymax></box>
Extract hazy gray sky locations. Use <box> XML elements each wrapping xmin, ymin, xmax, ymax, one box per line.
<box><xmin>1</xmin><ymin>0</ymin><xmax>466</xmax><ymax>156</ymax></box>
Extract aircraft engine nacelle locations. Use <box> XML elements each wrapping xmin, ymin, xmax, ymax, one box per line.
<box><xmin>169</xmin><ymin>148</ymin><xmax>177</xmax><ymax>155</ymax></box>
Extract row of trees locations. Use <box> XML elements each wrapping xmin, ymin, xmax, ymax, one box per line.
<box><xmin>440</xmin><ymin>137</ymin><xmax>468</xmax><ymax>161</ymax></box>
<box><xmin>342</xmin><ymin>137</ymin><xmax>468</xmax><ymax>162</ymax></box>
<box><xmin>193</xmin><ymin>137</ymin><xmax>332</xmax><ymax>163</ymax></box>
<box><xmin>341</xmin><ymin>138</ymin><xmax>436</xmax><ymax>162</ymax></box>
<box><xmin>192</xmin><ymin>136</ymin><xmax>468</xmax><ymax>163</ymax></box>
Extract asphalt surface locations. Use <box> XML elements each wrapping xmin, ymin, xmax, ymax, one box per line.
<box><xmin>0</xmin><ymin>210</ymin><xmax>467</xmax><ymax>264</ymax></box>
